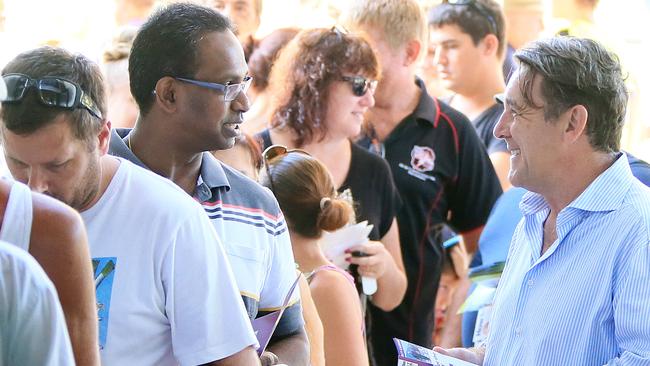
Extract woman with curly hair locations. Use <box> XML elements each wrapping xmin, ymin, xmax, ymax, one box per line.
<box><xmin>256</xmin><ymin>28</ymin><xmax>406</xmax><ymax>318</ymax></box>
<box><xmin>260</xmin><ymin>147</ymin><xmax>368</xmax><ymax>365</ymax></box>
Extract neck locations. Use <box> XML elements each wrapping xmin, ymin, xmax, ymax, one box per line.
<box><xmin>542</xmin><ymin>151</ymin><xmax>616</xmax><ymax>214</ymax></box>
<box><xmin>79</xmin><ymin>155</ymin><xmax>120</xmax><ymax>212</ymax></box>
<box><xmin>369</xmin><ymin>75</ymin><xmax>421</xmax><ymax>141</ymax></box>
<box><xmin>451</xmin><ymin>66</ymin><xmax>505</xmax><ymax>120</ymax></box>
<box><xmin>303</xmin><ymin>137</ymin><xmax>352</xmax><ymax>189</ymax></box>
<box><xmin>289</xmin><ymin>232</ymin><xmax>331</xmax><ymax>273</ymax></box>
<box><xmin>272</xmin><ymin>128</ymin><xmax>352</xmax><ymax>188</ymax></box>
<box><xmin>129</xmin><ymin>115</ymin><xmax>203</xmax><ymax>195</ymax></box>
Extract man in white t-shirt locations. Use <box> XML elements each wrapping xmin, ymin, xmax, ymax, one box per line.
<box><xmin>113</xmin><ymin>4</ymin><xmax>308</xmax><ymax>365</ymax></box>
<box><xmin>0</xmin><ymin>47</ymin><xmax>259</xmax><ymax>365</ymax></box>
<box><xmin>0</xmin><ymin>240</ymin><xmax>75</xmax><ymax>366</ymax></box>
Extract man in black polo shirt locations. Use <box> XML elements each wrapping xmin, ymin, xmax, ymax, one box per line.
<box><xmin>342</xmin><ymin>1</ymin><xmax>502</xmax><ymax>365</ymax></box>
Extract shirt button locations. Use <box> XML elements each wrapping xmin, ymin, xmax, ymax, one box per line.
<box><xmin>527</xmin><ymin>279</ymin><xmax>534</xmax><ymax>287</ymax></box>
<box><xmin>515</xmin><ymin>327</ymin><xmax>522</xmax><ymax>336</ymax></box>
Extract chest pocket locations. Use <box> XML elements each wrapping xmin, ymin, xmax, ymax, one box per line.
<box><xmin>225</xmin><ymin>242</ymin><xmax>265</xmax><ymax>300</ymax></box>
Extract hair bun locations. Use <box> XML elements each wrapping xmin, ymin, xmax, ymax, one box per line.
<box><xmin>316</xmin><ymin>197</ymin><xmax>352</xmax><ymax>232</ymax></box>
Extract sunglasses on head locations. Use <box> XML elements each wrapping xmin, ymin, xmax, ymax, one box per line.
<box><xmin>262</xmin><ymin>144</ymin><xmax>311</xmax><ymax>193</ymax></box>
<box><xmin>340</xmin><ymin>76</ymin><xmax>377</xmax><ymax>97</ymax></box>
<box><xmin>443</xmin><ymin>0</ymin><xmax>498</xmax><ymax>35</ymax></box>
<box><xmin>1</xmin><ymin>73</ymin><xmax>103</xmax><ymax>119</ymax></box>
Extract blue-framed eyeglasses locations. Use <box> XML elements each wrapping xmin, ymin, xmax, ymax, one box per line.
<box><xmin>2</xmin><ymin>73</ymin><xmax>103</xmax><ymax>119</ymax></box>
<box><xmin>175</xmin><ymin>75</ymin><xmax>252</xmax><ymax>102</ymax></box>
<box><xmin>443</xmin><ymin>0</ymin><xmax>498</xmax><ymax>35</ymax></box>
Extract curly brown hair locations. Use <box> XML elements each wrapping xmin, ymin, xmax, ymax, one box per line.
<box><xmin>269</xmin><ymin>27</ymin><xmax>380</xmax><ymax>147</ymax></box>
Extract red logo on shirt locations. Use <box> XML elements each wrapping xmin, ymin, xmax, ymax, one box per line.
<box><xmin>410</xmin><ymin>146</ymin><xmax>436</xmax><ymax>172</ymax></box>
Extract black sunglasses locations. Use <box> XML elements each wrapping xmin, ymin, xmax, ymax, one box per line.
<box><xmin>340</xmin><ymin>76</ymin><xmax>377</xmax><ymax>97</ymax></box>
<box><xmin>1</xmin><ymin>73</ymin><xmax>103</xmax><ymax>119</ymax></box>
<box><xmin>443</xmin><ymin>0</ymin><xmax>498</xmax><ymax>35</ymax></box>
<box><xmin>262</xmin><ymin>145</ymin><xmax>310</xmax><ymax>193</ymax></box>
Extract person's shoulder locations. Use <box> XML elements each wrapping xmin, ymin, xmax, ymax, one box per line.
<box><xmin>350</xmin><ymin>143</ymin><xmax>391</xmax><ymax>172</ymax></box>
<box><xmin>220</xmin><ymin>162</ymin><xmax>281</xmax><ymax>215</ymax></box>
<box><xmin>30</xmin><ymin>192</ymin><xmax>86</xmax><ymax>253</ymax></box>
<box><xmin>623</xmin><ymin>179</ymin><xmax>650</xmax><ymax>212</ymax></box>
<box><xmin>436</xmin><ymin>98</ymin><xmax>473</xmax><ymax>127</ymax></box>
<box><xmin>119</xmin><ymin>159</ymin><xmax>201</xmax><ymax>209</ymax></box>
<box><xmin>309</xmin><ymin>268</ymin><xmax>357</xmax><ymax>300</ymax></box>
<box><xmin>617</xmin><ymin>177</ymin><xmax>650</xmax><ymax>236</ymax></box>
<box><xmin>433</xmin><ymin>98</ymin><xmax>479</xmax><ymax>141</ymax></box>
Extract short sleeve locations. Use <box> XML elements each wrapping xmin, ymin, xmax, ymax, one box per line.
<box><xmin>375</xmin><ymin>157</ymin><xmax>402</xmax><ymax>238</ymax></box>
<box><xmin>448</xmin><ymin>120</ymin><xmax>502</xmax><ymax>233</ymax></box>
<box><xmin>164</xmin><ymin>206</ymin><xmax>257</xmax><ymax>365</ymax></box>
<box><xmin>258</xmin><ymin>215</ymin><xmax>304</xmax><ymax>338</ymax></box>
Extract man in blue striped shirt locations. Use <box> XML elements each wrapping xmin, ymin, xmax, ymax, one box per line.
<box><xmin>436</xmin><ymin>36</ymin><xmax>650</xmax><ymax>365</ymax></box>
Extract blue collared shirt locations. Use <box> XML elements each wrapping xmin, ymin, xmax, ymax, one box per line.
<box><xmin>485</xmin><ymin>153</ymin><xmax>650</xmax><ymax>366</ymax></box>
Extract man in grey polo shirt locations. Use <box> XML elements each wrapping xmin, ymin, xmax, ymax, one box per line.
<box><xmin>109</xmin><ymin>4</ymin><xmax>308</xmax><ymax>365</ymax></box>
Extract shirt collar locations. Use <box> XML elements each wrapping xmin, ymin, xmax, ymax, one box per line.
<box><xmin>109</xmin><ymin>128</ymin><xmax>146</xmax><ymax>168</ymax></box>
<box><xmin>198</xmin><ymin>151</ymin><xmax>230</xmax><ymax>191</ymax></box>
<box><xmin>110</xmin><ymin>127</ymin><xmax>231</xmax><ymax>192</ymax></box>
<box><xmin>520</xmin><ymin>152</ymin><xmax>632</xmax><ymax>215</ymax></box>
<box><xmin>412</xmin><ymin>77</ymin><xmax>441</xmax><ymax>127</ymax></box>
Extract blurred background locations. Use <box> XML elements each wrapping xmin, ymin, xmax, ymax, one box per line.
<box><xmin>0</xmin><ymin>0</ymin><xmax>647</xmax><ymax>158</ymax></box>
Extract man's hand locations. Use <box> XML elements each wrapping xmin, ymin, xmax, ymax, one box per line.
<box><xmin>433</xmin><ymin>346</ymin><xmax>484</xmax><ymax>365</ymax></box>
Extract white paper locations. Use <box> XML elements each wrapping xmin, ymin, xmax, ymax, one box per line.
<box><xmin>320</xmin><ymin>221</ymin><xmax>373</xmax><ymax>269</ymax></box>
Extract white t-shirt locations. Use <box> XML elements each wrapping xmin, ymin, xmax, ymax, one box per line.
<box><xmin>81</xmin><ymin>159</ymin><xmax>256</xmax><ymax>366</ymax></box>
<box><xmin>0</xmin><ymin>241</ymin><xmax>75</xmax><ymax>366</ymax></box>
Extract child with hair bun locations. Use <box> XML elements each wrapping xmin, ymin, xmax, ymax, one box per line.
<box><xmin>261</xmin><ymin>148</ymin><xmax>369</xmax><ymax>366</ymax></box>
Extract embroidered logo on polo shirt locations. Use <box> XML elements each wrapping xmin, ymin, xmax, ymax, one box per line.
<box><xmin>410</xmin><ymin>146</ymin><xmax>435</xmax><ymax>172</ymax></box>
<box><xmin>398</xmin><ymin>145</ymin><xmax>437</xmax><ymax>182</ymax></box>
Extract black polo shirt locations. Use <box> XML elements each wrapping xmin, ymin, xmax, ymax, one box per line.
<box><xmin>358</xmin><ymin>78</ymin><xmax>502</xmax><ymax>365</ymax></box>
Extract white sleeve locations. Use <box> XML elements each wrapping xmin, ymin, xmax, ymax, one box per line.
<box><xmin>163</xmin><ymin>204</ymin><xmax>257</xmax><ymax>366</ymax></box>
<box><xmin>1</xmin><ymin>243</ymin><xmax>75</xmax><ymax>366</ymax></box>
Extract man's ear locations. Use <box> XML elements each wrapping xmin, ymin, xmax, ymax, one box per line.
<box><xmin>154</xmin><ymin>77</ymin><xmax>179</xmax><ymax>113</ymax></box>
<box><xmin>404</xmin><ymin>39</ymin><xmax>422</xmax><ymax>66</ymax></box>
<box><xmin>480</xmin><ymin>34</ymin><xmax>499</xmax><ymax>57</ymax></box>
<box><xmin>97</xmin><ymin>120</ymin><xmax>112</xmax><ymax>155</ymax></box>
<box><xmin>564</xmin><ymin>104</ymin><xmax>588</xmax><ymax>144</ymax></box>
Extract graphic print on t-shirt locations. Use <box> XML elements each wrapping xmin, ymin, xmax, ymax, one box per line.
<box><xmin>92</xmin><ymin>257</ymin><xmax>117</xmax><ymax>350</ymax></box>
